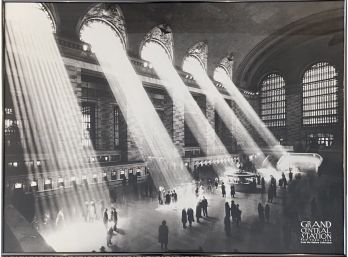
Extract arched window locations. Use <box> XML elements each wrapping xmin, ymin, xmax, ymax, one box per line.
<box><xmin>213</xmin><ymin>66</ymin><xmax>229</xmax><ymax>84</ymax></box>
<box><xmin>302</xmin><ymin>62</ymin><xmax>338</xmax><ymax>125</ymax></box>
<box><xmin>140</xmin><ymin>24</ymin><xmax>173</xmax><ymax>62</ymax></box>
<box><xmin>38</xmin><ymin>4</ymin><xmax>57</xmax><ymax>33</ymax></box>
<box><xmin>260</xmin><ymin>73</ymin><xmax>286</xmax><ymax>127</ymax></box>
<box><xmin>79</xmin><ymin>3</ymin><xmax>127</xmax><ymax>50</ymax></box>
<box><xmin>214</xmin><ymin>56</ymin><xmax>234</xmax><ymax>83</ymax></box>
<box><xmin>182</xmin><ymin>41</ymin><xmax>208</xmax><ymax>73</ymax></box>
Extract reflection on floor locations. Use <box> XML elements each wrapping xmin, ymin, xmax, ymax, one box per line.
<box><xmin>34</xmin><ymin>170</ymin><xmax>343</xmax><ymax>254</ymax></box>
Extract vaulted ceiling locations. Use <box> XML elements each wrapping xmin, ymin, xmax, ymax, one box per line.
<box><xmin>51</xmin><ymin>1</ymin><xmax>344</xmax><ymax>81</ymax></box>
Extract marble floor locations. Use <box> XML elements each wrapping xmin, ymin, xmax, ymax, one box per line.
<box><xmin>39</xmin><ymin>181</ymin><xmax>339</xmax><ymax>254</ymax></box>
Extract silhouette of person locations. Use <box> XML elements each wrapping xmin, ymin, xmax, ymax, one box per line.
<box><xmin>187</xmin><ymin>208</ymin><xmax>194</xmax><ymax>227</ymax></box>
<box><xmin>202</xmin><ymin>196</ymin><xmax>208</xmax><ymax>217</ymax></box>
<box><xmin>158</xmin><ymin>220</ymin><xmax>169</xmax><ymax>251</ymax></box>
<box><xmin>222</xmin><ymin>183</ymin><xmax>226</xmax><ymax>197</ymax></box>
<box><xmin>230</xmin><ymin>184</ymin><xmax>236</xmax><ymax>198</ymax></box>
<box><xmin>181</xmin><ymin>209</ymin><xmax>187</xmax><ymax>228</ymax></box>
<box><xmin>225</xmin><ymin>202</ymin><xmax>231</xmax><ymax>218</ymax></box>
<box><xmin>196</xmin><ymin>201</ymin><xmax>202</xmax><ymax>222</ymax></box>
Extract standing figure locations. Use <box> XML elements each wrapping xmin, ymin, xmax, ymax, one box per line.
<box><xmin>196</xmin><ymin>201</ymin><xmax>202</xmax><ymax>223</ymax></box>
<box><xmin>111</xmin><ymin>207</ymin><xmax>118</xmax><ymax>230</ymax></box>
<box><xmin>271</xmin><ymin>176</ymin><xmax>277</xmax><ymax>197</ymax></box>
<box><xmin>214</xmin><ymin>178</ymin><xmax>219</xmax><ymax>189</ymax></box>
<box><xmin>289</xmin><ymin>169</ymin><xmax>293</xmax><ymax>182</ymax></box>
<box><xmin>158</xmin><ymin>220</ymin><xmax>169</xmax><ymax>251</ymax></box>
<box><xmin>261</xmin><ymin>177</ymin><xmax>266</xmax><ymax>194</ymax></box>
<box><xmin>278</xmin><ymin>178</ymin><xmax>283</xmax><ymax>187</ymax></box>
<box><xmin>202</xmin><ymin>196</ymin><xmax>208</xmax><ymax>217</ymax></box>
<box><xmin>103</xmin><ymin>208</ymin><xmax>109</xmax><ymax>228</ymax></box>
<box><xmin>187</xmin><ymin>208</ymin><xmax>195</xmax><ymax>227</ymax></box>
<box><xmin>225</xmin><ymin>202</ymin><xmax>231</xmax><ymax>218</ymax></box>
<box><xmin>265</xmin><ymin>204</ymin><xmax>270</xmax><ymax>223</ymax></box>
<box><xmin>173</xmin><ymin>190</ymin><xmax>178</xmax><ymax>202</ymax></box>
<box><xmin>236</xmin><ymin>204</ymin><xmax>242</xmax><ymax>227</ymax></box>
<box><xmin>165</xmin><ymin>191</ymin><xmax>171</xmax><ymax>205</ymax></box>
<box><xmin>230</xmin><ymin>201</ymin><xmax>237</xmax><ymax>223</ymax></box>
<box><xmin>171</xmin><ymin>191</ymin><xmax>175</xmax><ymax>202</ymax></box>
<box><xmin>230</xmin><ymin>184</ymin><xmax>236</xmax><ymax>198</ymax></box>
<box><xmin>207</xmin><ymin>178</ymin><xmax>212</xmax><ymax>191</ymax></box>
<box><xmin>257</xmin><ymin>203</ymin><xmax>265</xmax><ymax>222</ymax></box>
<box><xmin>158</xmin><ymin>190</ymin><xmax>163</xmax><ymax>205</ymax></box>
<box><xmin>221</xmin><ymin>183</ymin><xmax>226</xmax><ymax>197</ymax></box>
<box><xmin>181</xmin><ymin>209</ymin><xmax>187</xmax><ymax>228</ymax></box>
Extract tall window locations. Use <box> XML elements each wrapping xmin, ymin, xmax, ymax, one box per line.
<box><xmin>260</xmin><ymin>73</ymin><xmax>286</xmax><ymax>127</ymax></box>
<box><xmin>82</xmin><ymin>103</ymin><xmax>96</xmax><ymax>147</ymax></box>
<box><xmin>302</xmin><ymin>62</ymin><xmax>338</xmax><ymax>125</ymax></box>
<box><xmin>113</xmin><ymin>106</ymin><xmax>119</xmax><ymax>149</ymax></box>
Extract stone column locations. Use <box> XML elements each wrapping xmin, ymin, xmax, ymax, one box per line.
<box><xmin>163</xmin><ymin>92</ymin><xmax>185</xmax><ymax>157</ymax></box>
<box><xmin>119</xmin><ymin>107</ymin><xmax>143</xmax><ymax>162</ymax></box>
<box><xmin>286</xmin><ymin>82</ymin><xmax>303</xmax><ymax>151</ymax></box>
<box><xmin>97</xmin><ymin>100</ymin><xmax>114</xmax><ymax>150</ymax></box>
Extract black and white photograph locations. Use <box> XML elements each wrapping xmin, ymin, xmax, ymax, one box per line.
<box><xmin>2</xmin><ymin>0</ymin><xmax>346</xmax><ymax>255</ymax></box>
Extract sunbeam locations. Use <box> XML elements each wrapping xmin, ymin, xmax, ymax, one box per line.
<box><xmin>141</xmin><ymin>42</ymin><xmax>235</xmax><ymax>175</ymax></box>
<box><xmin>214</xmin><ymin>69</ymin><xmax>286</xmax><ymax>157</ymax></box>
<box><xmin>80</xmin><ymin>21</ymin><xmax>191</xmax><ymax>189</ymax></box>
<box><xmin>5</xmin><ymin>3</ymin><xmax>110</xmax><ymax>228</ymax></box>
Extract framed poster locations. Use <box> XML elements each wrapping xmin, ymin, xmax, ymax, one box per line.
<box><xmin>2</xmin><ymin>0</ymin><xmax>346</xmax><ymax>255</ymax></box>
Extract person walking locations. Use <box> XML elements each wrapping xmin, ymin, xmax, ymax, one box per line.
<box><xmin>221</xmin><ymin>182</ymin><xmax>226</xmax><ymax>197</ymax></box>
<box><xmin>236</xmin><ymin>204</ymin><xmax>242</xmax><ymax>227</ymax></box>
<box><xmin>173</xmin><ymin>190</ymin><xmax>178</xmax><ymax>202</ymax></box>
<box><xmin>258</xmin><ymin>203</ymin><xmax>264</xmax><ymax>222</ymax></box>
<box><xmin>158</xmin><ymin>220</ymin><xmax>169</xmax><ymax>251</ymax></box>
<box><xmin>265</xmin><ymin>204</ymin><xmax>270</xmax><ymax>223</ymax></box>
<box><xmin>196</xmin><ymin>201</ymin><xmax>202</xmax><ymax>223</ymax></box>
<box><xmin>261</xmin><ymin>177</ymin><xmax>266</xmax><ymax>194</ymax></box>
<box><xmin>165</xmin><ymin>191</ymin><xmax>171</xmax><ymax>205</ymax></box>
<box><xmin>214</xmin><ymin>178</ymin><xmax>219</xmax><ymax>189</ymax></box>
<box><xmin>289</xmin><ymin>169</ymin><xmax>293</xmax><ymax>182</ymax></box>
<box><xmin>158</xmin><ymin>190</ymin><xmax>163</xmax><ymax>205</ymax></box>
<box><xmin>271</xmin><ymin>176</ymin><xmax>277</xmax><ymax>197</ymax></box>
<box><xmin>202</xmin><ymin>196</ymin><xmax>208</xmax><ymax>217</ymax></box>
<box><xmin>103</xmin><ymin>208</ymin><xmax>109</xmax><ymax>228</ymax></box>
<box><xmin>230</xmin><ymin>200</ymin><xmax>237</xmax><ymax>223</ymax></box>
<box><xmin>187</xmin><ymin>208</ymin><xmax>194</xmax><ymax>227</ymax></box>
<box><xmin>111</xmin><ymin>207</ymin><xmax>118</xmax><ymax>230</ymax></box>
<box><xmin>181</xmin><ymin>209</ymin><xmax>187</xmax><ymax>229</ymax></box>
<box><xmin>225</xmin><ymin>202</ymin><xmax>231</xmax><ymax>218</ymax></box>
<box><xmin>230</xmin><ymin>184</ymin><xmax>236</xmax><ymax>198</ymax></box>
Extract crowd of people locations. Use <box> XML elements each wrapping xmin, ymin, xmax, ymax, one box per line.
<box><xmin>257</xmin><ymin>203</ymin><xmax>270</xmax><ymax>223</ymax></box>
<box><xmin>224</xmin><ymin>200</ymin><xmax>242</xmax><ymax>235</ymax></box>
<box><xmin>158</xmin><ymin>187</ymin><xmax>178</xmax><ymax>205</ymax></box>
<box><xmin>180</xmin><ymin>196</ymin><xmax>209</xmax><ymax>228</ymax></box>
